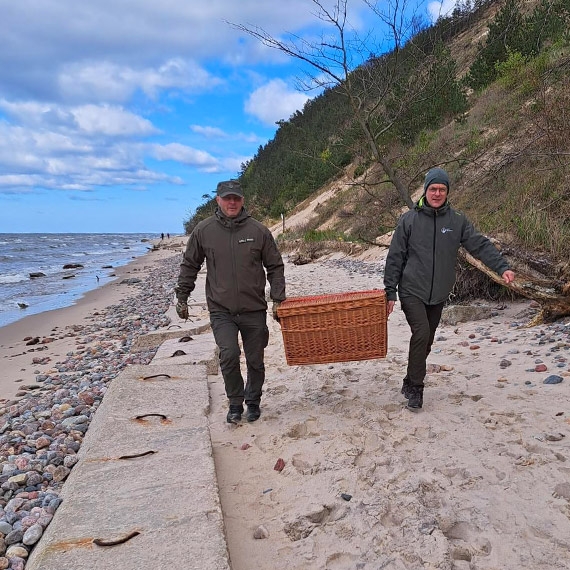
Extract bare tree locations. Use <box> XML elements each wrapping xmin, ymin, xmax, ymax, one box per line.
<box><xmin>231</xmin><ymin>0</ymin><xmax>424</xmax><ymax>208</ymax></box>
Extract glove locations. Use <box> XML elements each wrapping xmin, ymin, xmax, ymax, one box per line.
<box><xmin>176</xmin><ymin>299</ymin><xmax>189</xmax><ymax>320</ymax></box>
<box><xmin>272</xmin><ymin>301</ymin><xmax>282</xmax><ymax>322</ymax></box>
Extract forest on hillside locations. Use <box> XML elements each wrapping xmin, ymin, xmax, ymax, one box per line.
<box><xmin>184</xmin><ymin>0</ymin><xmax>570</xmax><ymax>269</ymax></box>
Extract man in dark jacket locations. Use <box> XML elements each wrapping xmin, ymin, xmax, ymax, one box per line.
<box><xmin>384</xmin><ymin>168</ymin><xmax>515</xmax><ymax>411</ymax></box>
<box><xmin>176</xmin><ymin>180</ymin><xmax>286</xmax><ymax>424</ymax></box>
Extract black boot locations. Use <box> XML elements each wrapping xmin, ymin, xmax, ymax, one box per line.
<box><xmin>246</xmin><ymin>403</ymin><xmax>261</xmax><ymax>422</ymax></box>
<box><xmin>226</xmin><ymin>404</ymin><xmax>243</xmax><ymax>424</ymax></box>
<box><xmin>401</xmin><ymin>376</ymin><xmax>412</xmax><ymax>399</ymax></box>
<box><xmin>407</xmin><ymin>386</ymin><xmax>423</xmax><ymax>411</ymax></box>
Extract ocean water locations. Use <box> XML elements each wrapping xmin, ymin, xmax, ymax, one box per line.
<box><xmin>0</xmin><ymin>233</ymin><xmax>157</xmax><ymax>328</ymax></box>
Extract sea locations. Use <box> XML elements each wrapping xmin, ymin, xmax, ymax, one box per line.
<box><xmin>0</xmin><ymin>233</ymin><xmax>158</xmax><ymax>328</ymax></box>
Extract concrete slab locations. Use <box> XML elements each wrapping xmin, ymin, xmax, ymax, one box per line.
<box><xmin>151</xmin><ymin>333</ymin><xmax>219</xmax><ymax>375</ymax></box>
<box><xmin>26</xmin><ymin>364</ymin><xmax>230</xmax><ymax>570</ymax></box>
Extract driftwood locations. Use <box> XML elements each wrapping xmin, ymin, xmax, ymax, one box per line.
<box><xmin>459</xmin><ymin>245</ymin><xmax>570</xmax><ymax>325</ymax></box>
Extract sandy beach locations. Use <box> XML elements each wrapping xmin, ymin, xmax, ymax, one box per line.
<box><xmin>0</xmin><ymin>235</ymin><xmax>569</xmax><ymax>569</ymax></box>
<box><xmin>209</xmin><ymin>251</ymin><xmax>570</xmax><ymax>570</ymax></box>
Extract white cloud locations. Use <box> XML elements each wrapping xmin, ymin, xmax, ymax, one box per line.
<box><xmin>190</xmin><ymin>125</ymin><xmax>229</xmax><ymax>139</ymax></box>
<box><xmin>0</xmin><ymin>1</ymin><xmax>335</xmax><ymax>103</ymax></box>
<box><xmin>0</xmin><ymin>99</ymin><xmax>156</xmax><ymax>136</ymax></box>
<box><xmin>190</xmin><ymin>124</ymin><xmax>261</xmax><ymax>143</ymax></box>
<box><xmin>427</xmin><ymin>0</ymin><xmax>458</xmax><ymax>22</ymax></box>
<box><xmin>245</xmin><ymin>79</ymin><xmax>310</xmax><ymax>126</ymax></box>
<box><xmin>151</xmin><ymin>143</ymin><xmax>219</xmax><ymax>170</ymax></box>
<box><xmin>58</xmin><ymin>59</ymin><xmax>222</xmax><ymax>103</ymax></box>
<box><xmin>71</xmin><ymin>105</ymin><xmax>158</xmax><ymax>136</ymax></box>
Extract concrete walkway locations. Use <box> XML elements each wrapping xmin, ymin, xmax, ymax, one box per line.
<box><xmin>26</xmin><ymin>352</ymin><xmax>229</xmax><ymax>569</ymax></box>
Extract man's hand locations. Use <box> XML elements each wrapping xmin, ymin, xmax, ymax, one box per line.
<box><xmin>176</xmin><ymin>300</ymin><xmax>189</xmax><ymax>320</ymax></box>
<box><xmin>387</xmin><ymin>300</ymin><xmax>396</xmax><ymax>317</ymax></box>
<box><xmin>272</xmin><ymin>301</ymin><xmax>282</xmax><ymax>322</ymax></box>
<box><xmin>502</xmin><ymin>270</ymin><xmax>515</xmax><ymax>284</ymax></box>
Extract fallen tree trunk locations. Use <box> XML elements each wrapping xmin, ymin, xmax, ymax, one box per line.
<box><xmin>459</xmin><ymin>247</ymin><xmax>570</xmax><ymax>324</ymax></box>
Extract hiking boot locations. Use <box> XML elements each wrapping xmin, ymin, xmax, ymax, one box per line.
<box><xmin>407</xmin><ymin>386</ymin><xmax>423</xmax><ymax>411</ymax></box>
<box><xmin>246</xmin><ymin>403</ymin><xmax>261</xmax><ymax>422</ymax></box>
<box><xmin>401</xmin><ymin>376</ymin><xmax>412</xmax><ymax>399</ymax></box>
<box><xmin>226</xmin><ymin>404</ymin><xmax>243</xmax><ymax>424</ymax></box>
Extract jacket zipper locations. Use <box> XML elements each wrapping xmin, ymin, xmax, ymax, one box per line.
<box><xmin>428</xmin><ymin>214</ymin><xmax>436</xmax><ymax>303</ymax></box>
<box><xmin>230</xmin><ymin>220</ymin><xmax>240</xmax><ymax>314</ymax></box>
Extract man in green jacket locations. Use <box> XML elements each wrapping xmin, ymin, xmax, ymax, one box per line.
<box><xmin>176</xmin><ymin>180</ymin><xmax>286</xmax><ymax>423</ymax></box>
<box><xmin>384</xmin><ymin>168</ymin><xmax>515</xmax><ymax>411</ymax></box>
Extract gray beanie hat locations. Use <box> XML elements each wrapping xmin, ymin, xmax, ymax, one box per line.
<box><xmin>423</xmin><ymin>168</ymin><xmax>450</xmax><ymax>193</ymax></box>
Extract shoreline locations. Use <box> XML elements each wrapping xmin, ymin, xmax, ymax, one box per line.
<box><xmin>0</xmin><ymin>237</ymin><xmax>186</xmax><ymax>402</ymax></box>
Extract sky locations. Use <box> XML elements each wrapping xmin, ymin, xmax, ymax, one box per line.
<box><xmin>0</xmin><ymin>0</ymin><xmax>452</xmax><ymax>234</ymax></box>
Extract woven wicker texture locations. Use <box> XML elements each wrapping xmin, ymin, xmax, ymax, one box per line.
<box><xmin>277</xmin><ymin>290</ymin><xmax>387</xmax><ymax>365</ymax></box>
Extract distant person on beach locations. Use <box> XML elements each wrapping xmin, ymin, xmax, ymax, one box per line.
<box><xmin>161</xmin><ymin>233</ymin><xmax>164</xmax><ymax>240</ymax></box>
<box><xmin>175</xmin><ymin>180</ymin><xmax>286</xmax><ymax>424</ymax></box>
<box><xmin>384</xmin><ymin>167</ymin><xmax>515</xmax><ymax>411</ymax></box>
<box><xmin>167</xmin><ymin>233</ymin><xmax>170</xmax><ymax>239</ymax></box>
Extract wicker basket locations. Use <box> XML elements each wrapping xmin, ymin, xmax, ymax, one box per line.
<box><xmin>277</xmin><ymin>290</ymin><xmax>387</xmax><ymax>366</ymax></box>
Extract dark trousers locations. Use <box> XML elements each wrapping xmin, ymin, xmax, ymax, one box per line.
<box><xmin>210</xmin><ymin>311</ymin><xmax>269</xmax><ymax>406</ymax></box>
<box><xmin>400</xmin><ymin>296</ymin><xmax>445</xmax><ymax>388</ymax></box>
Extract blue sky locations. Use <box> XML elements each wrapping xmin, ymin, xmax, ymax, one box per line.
<box><xmin>0</xmin><ymin>0</ymin><xmax>452</xmax><ymax>234</ymax></box>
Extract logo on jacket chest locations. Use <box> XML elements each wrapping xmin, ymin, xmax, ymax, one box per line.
<box><xmin>441</xmin><ymin>227</ymin><xmax>453</xmax><ymax>234</ymax></box>
<box><xmin>238</xmin><ymin>238</ymin><xmax>255</xmax><ymax>243</ymax></box>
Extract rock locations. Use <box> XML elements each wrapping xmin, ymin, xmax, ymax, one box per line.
<box><xmin>4</xmin><ymin>529</ymin><xmax>23</xmax><ymax>545</ymax></box>
<box><xmin>441</xmin><ymin>305</ymin><xmax>493</xmax><ymax>326</ymax></box>
<box><xmin>0</xmin><ymin>521</ymin><xmax>12</xmax><ymax>535</ymax></box>
<box><xmin>22</xmin><ymin>523</ymin><xmax>43</xmax><ymax>546</ymax></box>
<box><xmin>35</xmin><ymin>436</ymin><xmax>51</xmax><ymax>449</ymax></box>
<box><xmin>25</xmin><ymin>337</ymin><xmax>40</xmax><ymax>346</ymax></box>
<box><xmin>7</xmin><ymin>473</ymin><xmax>27</xmax><ymax>486</ymax></box>
<box><xmin>253</xmin><ymin>525</ymin><xmax>269</xmax><ymax>539</ymax></box>
<box><xmin>62</xmin><ymin>263</ymin><xmax>84</xmax><ymax>269</ymax></box>
<box><xmin>535</xmin><ymin>364</ymin><xmax>547</xmax><ymax>372</ymax></box>
<box><xmin>240</xmin><ymin>443</ymin><xmax>251</xmax><ymax>450</ymax></box>
<box><xmin>29</xmin><ymin>273</ymin><xmax>46</xmax><ymax>279</ymax></box>
<box><xmin>120</xmin><ymin>278</ymin><xmax>142</xmax><ymax>285</ymax></box>
<box><xmin>274</xmin><ymin>458</ymin><xmax>285</xmax><ymax>472</ymax></box>
<box><xmin>8</xmin><ymin>556</ymin><xmax>25</xmax><ymax>570</ymax></box>
<box><xmin>6</xmin><ymin>545</ymin><xmax>28</xmax><ymax>558</ymax></box>
<box><xmin>62</xmin><ymin>274</ymin><xmax>76</xmax><ymax>279</ymax></box>
<box><xmin>499</xmin><ymin>360</ymin><xmax>511</xmax><ymax>368</ymax></box>
<box><xmin>340</xmin><ymin>493</ymin><xmax>352</xmax><ymax>501</ymax></box>
<box><xmin>52</xmin><ymin>465</ymin><xmax>71</xmax><ymax>482</ymax></box>
<box><xmin>544</xmin><ymin>375</ymin><xmax>563</xmax><ymax>385</ymax></box>
<box><xmin>0</xmin><ymin>557</ymin><xmax>8</xmax><ymax>569</ymax></box>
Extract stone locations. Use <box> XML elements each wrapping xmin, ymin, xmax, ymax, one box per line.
<box><xmin>4</xmin><ymin>529</ymin><xmax>23</xmax><ymax>545</ymax></box>
<box><xmin>7</xmin><ymin>474</ymin><xmax>27</xmax><ymax>486</ymax></box>
<box><xmin>34</xmin><ymin>436</ymin><xmax>51</xmax><ymax>449</ymax></box>
<box><xmin>0</xmin><ymin>557</ymin><xmax>8</xmax><ymax>570</ymax></box>
<box><xmin>544</xmin><ymin>375</ymin><xmax>563</xmax><ymax>385</ymax></box>
<box><xmin>6</xmin><ymin>545</ymin><xmax>28</xmax><ymax>558</ymax></box>
<box><xmin>441</xmin><ymin>305</ymin><xmax>493</xmax><ymax>326</ymax></box>
<box><xmin>535</xmin><ymin>364</ymin><xmax>547</xmax><ymax>372</ymax></box>
<box><xmin>22</xmin><ymin>523</ymin><xmax>43</xmax><ymax>546</ymax></box>
<box><xmin>52</xmin><ymin>465</ymin><xmax>71</xmax><ymax>482</ymax></box>
<box><xmin>0</xmin><ymin>522</ymin><xmax>12</xmax><ymax>536</ymax></box>
<box><xmin>253</xmin><ymin>525</ymin><xmax>269</xmax><ymax>539</ymax></box>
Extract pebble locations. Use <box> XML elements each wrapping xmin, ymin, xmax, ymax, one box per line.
<box><xmin>253</xmin><ymin>525</ymin><xmax>269</xmax><ymax>539</ymax></box>
<box><xmin>544</xmin><ymin>375</ymin><xmax>563</xmax><ymax>385</ymax></box>
<box><xmin>22</xmin><ymin>523</ymin><xmax>43</xmax><ymax>546</ymax></box>
<box><xmin>5</xmin><ymin>545</ymin><xmax>28</xmax><ymax>558</ymax></box>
